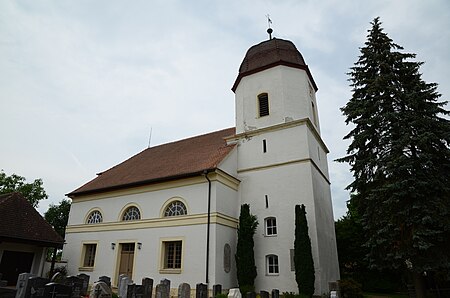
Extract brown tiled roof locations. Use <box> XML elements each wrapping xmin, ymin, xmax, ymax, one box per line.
<box><xmin>232</xmin><ymin>38</ymin><xmax>317</xmax><ymax>92</ymax></box>
<box><xmin>0</xmin><ymin>192</ymin><xmax>64</xmax><ymax>247</ymax></box>
<box><xmin>68</xmin><ymin>127</ymin><xmax>236</xmax><ymax>197</ymax></box>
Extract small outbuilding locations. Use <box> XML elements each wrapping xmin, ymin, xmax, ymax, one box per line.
<box><xmin>0</xmin><ymin>192</ymin><xmax>64</xmax><ymax>286</ymax></box>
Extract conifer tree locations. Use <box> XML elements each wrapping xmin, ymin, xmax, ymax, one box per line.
<box><xmin>338</xmin><ymin>17</ymin><xmax>450</xmax><ymax>296</ymax></box>
<box><xmin>235</xmin><ymin>204</ymin><xmax>258</xmax><ymax>293</ymax></box>
<box><xmin>294</xmin><ymin>204</ymin><xmax>315</xmax><ymax>297</ymax></box>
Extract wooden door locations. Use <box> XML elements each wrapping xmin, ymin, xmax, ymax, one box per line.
<box><xmin>118</xmin><ymin>243</ymin><xmax>135</xmax><ymax>279</ymax></box>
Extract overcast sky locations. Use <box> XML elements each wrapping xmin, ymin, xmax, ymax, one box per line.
<box><xmin>1</xmin><ymin>0</ymin><xmax>449</xmax><ymax>219</ymax></box>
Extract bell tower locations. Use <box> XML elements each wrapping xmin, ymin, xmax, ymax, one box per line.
<box><xmin>230</xmin><ymin>37</ymin><xmax>339</xmax><ymax>294</ymax></box>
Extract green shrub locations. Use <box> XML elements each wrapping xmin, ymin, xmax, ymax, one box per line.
<box><xmin>216</xmin><ymin>294</ymin><xmax>228</xmax><ymax>298</ymax></box>
<box><xmin>339</xmin><ymin>279</ymin><xmax>363</xmax><ymax>298</ymax></box>
<box><xmin>239</xmin><ymin>285</ymin><xmax>255</xmax><ymax>295</ymax></box>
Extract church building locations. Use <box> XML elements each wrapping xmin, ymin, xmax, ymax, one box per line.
<box><xmin>63</xmin><ymin>36</ymin><xmax>340</xmax><ymax>294</ymax></box>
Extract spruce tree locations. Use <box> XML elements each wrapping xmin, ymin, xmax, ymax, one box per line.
<box><xmin>294</xmin><ymin>204</ymin><xmax>315</xmax><ymax>297</ymax></box>
<box><xmin>338</xmin><ymin>17</ymin><xmax>450</xmax><ymax>297</ymax></box>
<box><xmin>235</xmin><ymin>204</ymin><xmax>258</xmax><ymax>293</ymax></box>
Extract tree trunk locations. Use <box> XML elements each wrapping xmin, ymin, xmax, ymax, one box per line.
<box><xmin>412</xmin><ymin>271</ymin><xmax>426</xmax><ymax>298</ymax></box>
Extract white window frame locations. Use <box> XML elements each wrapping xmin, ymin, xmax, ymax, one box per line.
<box><xmin>266</xmin><ymin>254</ymin><xmax>279</xmax><ymax>275</ymax></box>
<box><xmin>265</xmin><ymin>217</ymin><xmax>277</xmax><ymax>236</ymax></box>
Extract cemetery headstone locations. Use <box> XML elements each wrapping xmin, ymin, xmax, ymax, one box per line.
<box><xmin>159</xmin><ymin>279</ymin><xmax>170</xmax><ymax>297</ymax></box>
<box><xmin>196</xmin><ymin>283</ymin><xmax>207</xmax><ymax>298</ymax></box>
<box><xmin>89</xmin><ymin>281</ymin><xmax>112</xmax><ymax>298</ymax></box>
<box><xmin>98</xmin><ymin>276</ymin><xmax>111</xmax><ymax>288</ymax></box>
<box><xmin>155</xmin><ymin>284</ymin><xmax>169</xmax><ymax>298</ymax></box>
<box><xmin>28</xmin><ymin>277</ymin><xmax>49</xmax><ymax>298</ymax></box>
<box><xmin>50</xmin><ymin>272</ymin><xmax>65</xmax><ymax>283</ymax></box>
<box><xmin>119</xmin><ymin>276</ymin><xmax>132</xmax><ymax>298</ymax></box>
<box><xmin>142</xmin><ymin>278</ymin><xmax>153</xmax><ymax>298</ymax></box>
<box><xmin>127</xmin><ymin>284</ymin><xmax>145</xmax><ymax>298</ymax></box>
<box><xmin>77</xmin><ymin>274</ymin><xmax>90</xmax><ymax>296</ymax></box>
<box><xmin>271</xmin><ymin>289</ymin><xmax>279</xmax><ymax>298</ymax></box>
<box><xmin>246</xmin><ymin>292</ymin><xmax>256</xmax><ymax>298</ymax></box>
<box><xmin>259</xmin><ymin>291</ymin><xmax>269</xmax><ymax>298</ymax></box>
<box><xmin>228</xmin><ymin>288</ymin><xmax>241</xmax><ymax>298</ymax></box>
<box><xmin>44</xmin><ymin>282</ymin><xmax>72</xmax><ymax>298</ymax></box>
<box><xmin>213</xmin><ymin>284</ymin><xmax>222</xmax><ymax>297</ymax></box>
<box><xmin>178</xmin><ymin>283</ymin><xmax>190</xmax><ymax>298</ymax></box>
<box><xmin>65</xmin><ymin>276</ymin><xmax>83</xmax><ymax>298</ymax></box>
<box><xmin>15</xmin><ymin>272</ymin><xmax>36</xmax><ymax>298</ymax></box>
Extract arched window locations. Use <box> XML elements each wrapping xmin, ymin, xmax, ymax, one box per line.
<box><xmin>86</xmin><ymin>210</ymin><xmax>103</xmax><ymax>224</ymax></box>
<box><xmin>122</xmin><ymin>206</ymin><xmax>141</xmax><ymax>221</ymax></box>
<box><xmin>164</xmin><ymin>201</ymin><xmax>187</xmax><ymax>217</ymax></box>
<box><xmin>258</xmin><ymin>93</ymin><xmax>269</xmax><ymax>117</ymax></box>
<box><xmin>265</xmin><ymin>217</ymin><xmax>277</xmax><ymax>236</ymax></box>
<box><xmin>266</xmin><ymin>254</ymin><xmax>279</xmax><ymax>275</ymax></box>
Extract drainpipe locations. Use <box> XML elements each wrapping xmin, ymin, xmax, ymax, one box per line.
<box><xmin>203</xmin><ymin>170</ymin><xmax>212</xmax><ymax>285</ymax></box>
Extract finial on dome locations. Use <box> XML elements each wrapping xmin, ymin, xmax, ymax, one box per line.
<box><xmin>266</xmin><ymin>14</ymin><xmax>273</xmax><ymax>40</ymax></box>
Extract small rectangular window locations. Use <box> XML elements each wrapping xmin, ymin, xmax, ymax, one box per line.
<box><xmin>266</xmin><ymin>255</ymin><xmax>279</xmax><ymax>275</ymax></box>
<box><xmin>290</xmin><ymin>249</ymin><xmax>295</xmax><ymax>271</ymax></box>
<box><xmin>263</xmin><ymin>139</ymin><xmax>267</xmax><ymax>153</ymax></box>
<box><xmin>265</xmin><ymin>217</ymin><xmax>277</xmax><ymax>236</ymax></box>
<box><xmin>83</xmin><ymin>244</ymin><xmax>97</xmax><ymax>267</ymax></box>
<box><xmin>258</xmin><ymin>93</ymin><xmax>269</xmax><ymax>117</ymax></box>
<box><xmin>163</xmin><ymin>241</ymin><xmax>182</xmax><ymax>269</ymax></box>
<box><xmin>265</xmin><ymin>195</ymin><xmax>269</xmax><ymax>209</ymax></box>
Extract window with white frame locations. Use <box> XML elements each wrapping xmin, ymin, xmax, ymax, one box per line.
<box><xmin>86</xmin><ymin>210</ymin><xmax>103</xmax><ymax>224</ymax></box>
<box><xmin>265</xmin><ymin>217</ymin><xmax>277</xmax><ymax>236</ymax></box>
<box><xmin>122</xmin><ymin>206</ymin><xmax>141</xmax><ymax>221</ymax></box>
<box><xmin>164</xmin><ymin>201</ymin><xmax>187</xmax><ymax>217</ymax></box>
<box><xmin>82</xmin><ymin>243</ymin><xmax>97</xmax><ymax>268</ymax></box>
<box><xmin>266</xmin><ymin>254</ymin><xmax>279</xmax><ymax>275</ymax></box>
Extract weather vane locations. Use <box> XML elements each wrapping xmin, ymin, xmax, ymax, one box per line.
<box><xmin>266</xmin><ymin>14</ymin><xmax>273</xmax><ymax>39</ymax></box>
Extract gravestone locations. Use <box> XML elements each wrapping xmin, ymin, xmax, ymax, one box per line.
<box><xmin>15</xmin><ymin>272</ymin><xmax>36</xmax><ymax>298</ymax></box>
<box><xmin>246</xmin><ymin>292</ymin><xmax>256</xmax><ymax>298</ymax></box>
<box><xmin>50</xmin><ymin>272</ymin><xmax>65</xmax><ymax>284</ymax></box>
<box><xmin>155</xmin><ymin>284</ymin><xmax>169</xmax><ymax>298</ymax></box>
<box><xmin>178</xmin><ymin>283</ymin><xmax>190</xmax><ymax>298</ymax></box>
<box><xmin>142</xmin><ymin>278</ymin><xmax>153</xmax><ymax>298</ymax></box>
<box><xmin>228</xmin><ymin>288</ymin><xmax>241</xmax><ymax>298</ymax></box>
<box><xmin>65</xmin><ymin>276</ymin><xmax>83</xmax><ymax>298</ymax></box>
<box><xmin>119</xmin><ymin>276</ymin><xmax>132</xmax><ymax>298</ymax></box>
<box><xmin>159</xmin><ymin>279</ymin><xmax>170</xmax><ymax>298</ymax></box>
<box><xmin>77</xmin><ymin>274</ymin><xmax>90</xmax><ymax>296</ymax></box>
<box><xmin>127</xmin><ymin>284</ymin><xmax>145</xmax><ymax>298</ymax></box>
<box><xmin>98</xmin><ymin>276</ymin><xmax>111</xmax><ymax>288</ymax></box>
<box><xmin>89</xmin><ymin>281</ymin><xmax>112</xmax><ymax>298</ymax></box>
<box><xmin>196</xmin><ymin>283</ymin><xmax>207</xmax><ymax>298</ymax></box>
<box><xmin>271</xmin><ymin>289</ymin><xmax>279</xmax><ymax>298</ymax></box>
<box><xmin>28</xmin><ymin>277</ymin><xmax>49</xmax><ymax>298</ymax></box>
<box><xmin>44</xmin><ymin>282</ymin><xmax>72</xmax><ymax>298</ymax></box>
<box><xmin>213</xmin><ymin>284</ymin><xmax>222</xmax><ymax>297</ymax></box>
<box><xmin>259</xmin><ymin>291</ymin><xmax>269</xmax><ymax>298</ymax></box>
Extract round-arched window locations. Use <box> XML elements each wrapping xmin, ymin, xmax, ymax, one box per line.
<box><xmin>122</xmin><ymin>206</ymin><xmax>141</xmax><ymax>221</ymax></box>
<box><xmin>164</xmin><ymin>201</ymin><xmax>187</xmax><ymax>217</ymax></box>
<box><xmin>87</xmin><ymin>210</ymin><xmax>103</xmax><ymax>224</ymax></box>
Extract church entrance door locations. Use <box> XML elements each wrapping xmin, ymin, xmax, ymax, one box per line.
<box><xmin>118</xmin><ymin>243</ymin><xmax>135</xmax><ymax>280</ymax></box>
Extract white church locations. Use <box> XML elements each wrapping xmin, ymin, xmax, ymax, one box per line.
<box><xmin>63</xmin><ymin>36</ymin><xmax>340</xmax><ymax>294</ymax></box>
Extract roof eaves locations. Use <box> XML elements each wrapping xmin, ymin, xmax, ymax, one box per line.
<box><xmin>67</xmin><ymin>168</ymin><xmax>217</xmax><ymax>198</ymax></box>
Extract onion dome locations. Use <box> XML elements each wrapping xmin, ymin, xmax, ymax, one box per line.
<box><xmin>232</xmin><ymin>38</ymin><xmax>317</xmax><ymax>92</ymax></box>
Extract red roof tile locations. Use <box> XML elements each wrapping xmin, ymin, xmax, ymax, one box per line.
<box><xmin>0</xmin><ymin>192</ymin><xmax>64</xmax><ymax>246</ymax></box>
<box><xmin>69</xmin><ymin>127</ymin><xmax>236</xmax><ymax>197</ymax></box>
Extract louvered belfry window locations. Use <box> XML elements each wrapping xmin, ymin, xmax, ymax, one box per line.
<box><xmin>258</xmin><ymin>93</ymin><xmax>269</xmax><ymax>117</ymax></box>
